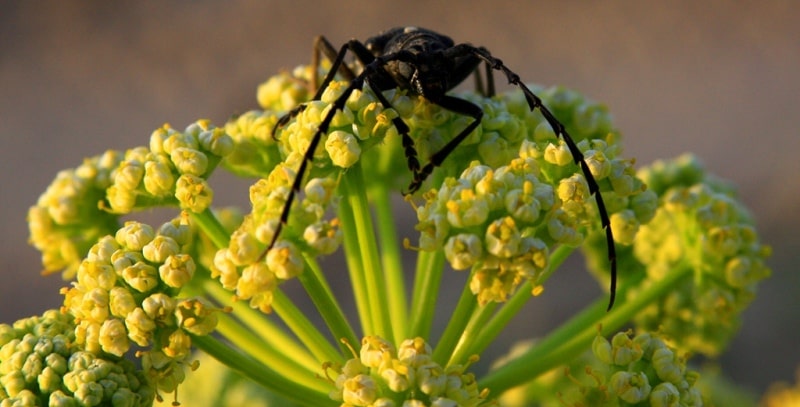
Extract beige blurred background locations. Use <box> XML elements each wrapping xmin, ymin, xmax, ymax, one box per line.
<box><xmin>1</xmin><ymin>0</ymin><xmax>798</xmax><ymax>395</ymax></box>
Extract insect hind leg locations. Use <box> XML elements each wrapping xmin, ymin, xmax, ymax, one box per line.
<box><xmin>449</xmin><ymin>44</ymin><xmax>618</xmax><ymax>309</ymax></box>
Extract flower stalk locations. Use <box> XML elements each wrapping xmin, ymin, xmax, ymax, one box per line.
<box><xmin>3</xmin><ymin>65</ymin><xmax>772</xmax><ymax>406</ymax></box>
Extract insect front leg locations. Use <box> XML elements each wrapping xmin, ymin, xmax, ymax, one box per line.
<box><xmin>406</xmin><ymin>95</ymin><xmax>483</xmax><ymax>194</ymax></box>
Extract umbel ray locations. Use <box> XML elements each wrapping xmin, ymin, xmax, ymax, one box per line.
<box><xmin>263</xmin><ymin>26</ymin><xmax>617</xmax><ymax>310</ymax></box>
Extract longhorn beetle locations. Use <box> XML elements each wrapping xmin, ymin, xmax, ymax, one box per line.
<box><xmin>266</xmin><ymin>27</ymin><xmax>617</xmax><ymax>310</ymax></box>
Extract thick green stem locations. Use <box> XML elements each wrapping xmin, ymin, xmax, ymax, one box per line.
<box><xmin>212</xmin><ymin>309</ymin><xmax>324</xmax><ymax>392</ymax></box>
<box><xmin>431</xmin><ymin>278</ymin><xmax>477</xmax><ymax>365</ymax></box>
<box><xmin>337</xmin><ymin>185</ymin><xmax>371</xmax><ymax>334</ymax></box>
<box><xmin>371</xmin><ymin>184</ymin><xmax>409</xmax><ymax>344</ymax></box>
<box><xmin>480</xmin><ymin>261</ymin><xmax>689</xmax><ymax>394</ymax></box>
<box><xmin>463</xmin><ymin>245</ymin><xmax>576</xmax><ymax>359</ymax></box>
<box><xmin>190</xmin><ymin>208</ymin><xmax>231</xmax><ymax>249</ymax></box>
<box><xmin>340</xmin><ymin>162</ymin><xmax>393</xmax><ymax>340</ymax></box>
<box><xmin>409</xmin><ymin>249</ymin><xmax>446</xmax><ymax>339</ymax></box>
<box><xmin>299</xmin><ymin>254</ymin><xmax>359</xmax><ymax>352</ymax></box>
<box><xmin>192</xmin><ymin>335</ymin><xmax>335</xmax><ymax>406</ymax></box>
<box><xmin>204</xmin><ymin>281</ymin><xmax>319</xmax><ymax>373</ymax></box>
<box><xmin>272</xmin><ymin>289</ymin><xmax>343</xmax><ymax>364</ymax></box>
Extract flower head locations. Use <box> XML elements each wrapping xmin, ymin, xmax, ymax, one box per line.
<box><xmin>0</xmin><ymin>310</ymin><xmax>154</xmax><ymax>406</ymax></box>
<box><xmin>327</xmin><ymin>336</ymin><xmax>488</xmax><ymax>407</ymax></box>
<box><xmin>60</xmin><ymin>217</ymin><xmax>220</xmax><ymax>394</ymax></box>
<box><xmin>27</xmin><ymin>151</ymin><xmax>123</xmax><ymax>279</ymax></box>
<box><xmin>498</xmin><ymin>331</ymin><xmax>703</xmax><ymax>407</ymax></box>
<box><xmin>631</xmin><ymin>154</ymin><xmax>771</xmax><ymax>356</ymax></box>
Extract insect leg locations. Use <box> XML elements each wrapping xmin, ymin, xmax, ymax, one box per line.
<box><xmin>262</xmin><ymin>72</ymin><xmax>368</xmax><ymax>256</ymax></box>
<box><xmin>263</xmin><ymin>40</ymin><xmax>376</xmax><ymax>256</ymax></box>
<box><xmin>448</xmin><ymin>44</ymin><xmax>618</xmax><ymax>309</ymax></box>
<box><xmin>472</xmin><ymin>60</ymin><xmax>496</xmax><ymax>98</ymax></box>
<box><xmin>406</xmin><ymin>95</ymin><xmax>483</xmax><ymax>194</ymax></box>
<box><xmin>311</xmin><ymin>35</ymin><xmax>356</xmax><ymax>91</ymax></box>
<box><xmin>273</xmin><ymin>39</ymin><xmax>375</xmax><ymax>138</ymax></box>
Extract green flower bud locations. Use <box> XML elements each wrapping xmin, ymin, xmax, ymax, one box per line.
<box><xmin>342</xmin><ymin>374</ymin><xmax>378</xmax><ymax>405</ymax></box>
<box><xmin>162</xmin><ymin>329</ymin><xmax>192</xmax><ymax>359</ymax></box>
<box><xmin>121</xmin><ymin>261</ymin><xmax>159</xmax><ymax>293</ymax></box>
<box><xmin>610</xmin><ymin>371</ymin><xmax>651</xmax><ymax>403</ymax></box>
<box><xmin>175</xmin><ymin>299</ymin><xmax>218</xmax><ymax>336</ymax></box>
<box><xmin>142</xmin><ymin>235</ymin><xmax>180</xmax><ymax>263</ymax></box>
<box><xmin>303</xmin><ymin>220</ymin><xmax>342</xmax><ymax>255</ymax></box>
<box><xmin>115</xmin><ymin>222</ymin><xmax>155</xmax><ymax>251</ymax></box>
<box><xmin>158</xmin><ymin>254</ymin><xmax>195</xmax><ymax>288</ymax></box>
<box><xmin>236</xmin><ymin>263</ymin><xmax>277</xmax><ymax>313</ymax></box>
<box><xmin>325</xmin><ymin>130</ymin><xmax>361</xmax><ymax>168</ymax></box>
<box><xmin>484</xmin><ymin>217</ymin><xmax>522</xmax><ymax>258</ymax></box>
<box><xmin>114</xmin><ymin>159</ymin><xmax>145</xmax><ymax>191</ymax></box>
<box><xmin>198</xmin><ymin>127</ymin><xmax>234</xmax><ymax>157</ymax></box>
<box><xmin>446</xmin><ymin>188</ymin><xmax>491</xmax><ymax>228</ymax></box>
<box><xmin>543</xmin><ymin>141</ymin><xmax>573</xmax><ymax>167</ymax></box>
<box><xmin>212</xmin><ymin>249</ymin><xmax>240</xmax><ymax>290</ymax></box>
<box><xmin>444</xmin><ymin>233</ymin><xmax>483</xmax><ymax>270</ymax></box>
<box><xmin>649</xmin><ymin>382</ymin><xmax>680</xmax><ymax>407</ymax></box>
<box><xmin>161</xmin><ymin>129</ymin><xmax>199</xmax><ymax>155</ymax></box>
<box><xmin>108</xmin><ymin>287</ymin><xmax>136</xmax><ymax>318</ymax></box>
<box><xmin>610</xmin><ymin>209</ymin><xmax>640</xmax><ymax>245</ymax></box>
<box><xmin>227</xmin><ymin>229</ymin><xmax>261</xmax><ymax>266</ymax></box>
<box><xmin>142</xmin><ymin>159</ymin><xmax>175</xmax><ymax>197</ymax></box>
<box><xmin>99</xmin><ymin>318</ymin><xmax>129</xmax><ymax>356</ymax></box>
<box><xmin>124</xmin><ymin>308</ymin><xmax>156</xmax><ymax>347</ymax></box>
<box><xmin>141</xmin><ymin>293</ymin><xmax>177</xmax><ymax>324</ymax></box>
<box><xmin>170</xmin><ymin>147</ymin><xmax>209</xmax><ymax>176</ymax></box>
<box><xmin>106</xmin><ymin>184</ymin><xmax>137</xmax><ymax>214</ymax></box>
<box><xmin>266</xmin><ymin>241</ymin><xmax>304</xmax><ymax>280</ymax></box>
<box><xmin>175</xmin><ymin>174</ymin><xmax>213</xmax><ymax>213</ymax></box>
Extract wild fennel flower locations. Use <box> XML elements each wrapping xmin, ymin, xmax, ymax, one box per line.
<box><xmin>61</xmin><ymin>218</ymin><xmax>219</xmax><ymax>396</ymax></box>
<box><xmin>631</xmin><ymin>154</ymin><xmax>771</xmax><ymax>356</ymax></box>
<box><xmin>497</xmin><ymin>331</ymin><xmax>703</xmax><ymax>407</ymax></box>
<box><xmin>9</xmin><ymin>63</ymin><xmax>775</xmax><ymax>407</ymax></box>
<box><xmin>326</xmin><ymin>336</ymin><xmax>488</xmax><ymax>407</ymax></box>
<box><xmin>0</xmin><ymin>310</ymin><xmax>154</xmax><ymax>406</ymax></box>
<box><xmin>27</xmin><ymin>150</ymin><xmax>123</xmax><ymax>279</ymax></box>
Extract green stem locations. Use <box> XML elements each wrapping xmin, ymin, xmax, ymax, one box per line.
<box><xmin>213</xmin><ymin>308</ymin><xmax>324</xmax><ymax>392</ymax></box>
<box><xmin>480</xmin><ymin>261</ymin><xmax>690</xmax><ymax>395</ymax></box>
<box><xmin>337</xmin><ymin>184</ymin><xmax>371</xmax><ymax>334</ymax></box>
<box><xmin>447</xmin><ymin>300</ymin><xmax>497</xmax><ymax>367</ymax></box>
<box><xmin>431</xmin><ymin>278</ymin><xmax>477</xmax><ymax>365</ymax></box>
<box><xmin>203</xmin><ymin>281</ymin><xmax>319</xmax><ymax>372</ymax></box>
<box><xmin>371</xmin><ymin>184</ymin><xmax>409</xmax><ymax>344</ymax></box>
<box><xmin>192</xmin><ymin>335</ymin><xmax>335</xmax><ymax>406</ymax></box>
<box><xmin>299</xmin><ymin>254</ymin><xmax>359</xmax><ymax>352</ymax></box>
<box><xmin>409</xmin><ymin>249</ymin><xmax>445</xmax><ymax>339</ymax></box>
<box><xmin>464</xmin><ymin>245</ymin><xmax>576</xmax><ymax>359</ymax></box>
<box><xmin>272</xmin><ymin>289</ymin><xmax>344</xmax><ymax>364</ymax></box>
<box><xmin>190</xmin><ymin>208</ymin><xmax>231</xmax><ymax>249</ymax></box>
<box><xmin>340</xmin><ymin>162</ymin><xmax>392</xmax><ymax>340</ymax></box>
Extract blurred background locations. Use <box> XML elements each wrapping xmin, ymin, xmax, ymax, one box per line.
<box><xmin>1</xmin><ymin>0</ymin><xmax>797</xmax><ymax>396</ymax></box>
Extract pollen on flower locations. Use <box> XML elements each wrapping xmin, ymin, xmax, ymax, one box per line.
<box><xmin>328</xmin><ymin>336</ymin><xmax>489</xmax><ymax>406</ymax></box>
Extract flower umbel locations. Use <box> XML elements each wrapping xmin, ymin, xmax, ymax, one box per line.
<box><xmin>326</xmin><ymin>336</ymin><xmax>488</xmax><ymax>407</ymax></box>
<box><xmin>631</xmin><ymin>154</ymin><xmax>771</xmax><ymax>356</ymax></box>
<box><xmin>60</xmin><ymin>217</ymin><xmax>220</xmax><ymax>397</ymax></box>
<box><xmin>8</xmin><ymin>62</ymin><xmax>775</xmax><ymax>407</ymax></box>
<box><xmin>0</xmin><ymin>311</ymin><xmax>154</xmax><ymax>406</ymax></box>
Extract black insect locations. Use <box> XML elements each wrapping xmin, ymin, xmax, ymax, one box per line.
<box><xmin>266</xmin><ymin>27</ymin><xmax>617</xmax><ymax>309</ymax></box>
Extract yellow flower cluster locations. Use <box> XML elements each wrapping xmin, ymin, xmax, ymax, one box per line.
<box><xmin>327</xmin><ymin>336</ymin><xmax>488</xmax><ymax>407</ymax></box>
<box><xmin>61</xmin><ymin>218</ymin><xmax>219</xmax><ymax>394</ymax></box>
